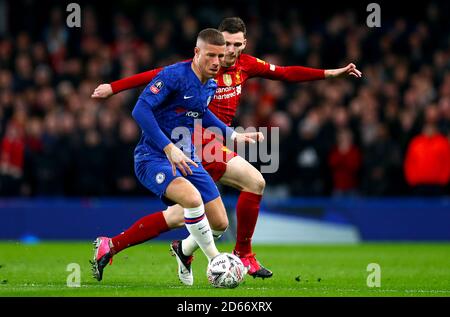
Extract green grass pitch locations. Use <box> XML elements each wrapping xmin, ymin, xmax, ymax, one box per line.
<box><xmin>0</xmin><ymin>242</ymin><xmax>449</xmax><ymax>297</ymax></box>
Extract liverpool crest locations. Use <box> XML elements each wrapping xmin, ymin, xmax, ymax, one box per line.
<box><xmin>223</xmin><ymin>74</ymin><xmax>232</xmax><ymax>86</ymax></box>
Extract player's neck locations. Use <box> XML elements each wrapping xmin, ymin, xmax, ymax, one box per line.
<box><xmin>191</xmin><ymin>61</ymin><xmax>208</xmax><ymax>84</ymax></box>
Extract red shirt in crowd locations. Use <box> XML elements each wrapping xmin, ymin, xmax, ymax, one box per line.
<box><xmin>0</xmin><ymin>121</ymin><xmax>26</xmax><ymax>176</ymax></box>
<box><xmin>404</xmin><ymin>133</ymin><xmax>450</xmax><ymax>186</ymax></box>
<box><xmin>328</xmin><ymin>145</ymin><xmax>362</xmax><ymax>191</ymax></box>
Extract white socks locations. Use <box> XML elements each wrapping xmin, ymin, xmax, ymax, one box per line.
<box><xmin>182</xmin><ymin>227</ymin><xmax>226</xmax><ymax>258</ymax></box>
<box><xmin>183</xmin><ymin>205</ymin><xmax>219</xmax><ymax>260</ymax></box>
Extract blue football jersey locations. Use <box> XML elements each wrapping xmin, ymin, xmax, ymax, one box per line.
<box><xmin>134</xmin><ymin>61</ymin><xmax>217</xmax><ymax>162</ymax></box>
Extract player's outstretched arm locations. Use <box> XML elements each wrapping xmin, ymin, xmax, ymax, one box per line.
<box><xmin>324</xmin><ymin>63</ymin><xmax>362</xmax><ymax>79</ymax></box>
<box><xmin>245</xmin><ymin>54</ymin><xmax>325</xmax><ymax>82</ymax></box>
<box><xmin>245</xmin><ymin>54</ymin><xmax>361</xmax><ymax>82</ymax></box>
<box><xmin>91</xmin><ymin>68</ymin><xmax>163</xmax><ymax>99</ymax></box>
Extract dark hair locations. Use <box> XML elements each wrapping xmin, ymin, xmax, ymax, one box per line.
<box><xmin>197</xmin><ymin>28</ymin><xmax>225</xmax><ymax>46</ymax></box>
<box><xmin>218</xmin><ymin>17</ymin><xmax>247</xmax><ymax>37</ymax></box>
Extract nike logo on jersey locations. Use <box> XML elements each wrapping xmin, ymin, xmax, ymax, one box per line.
<box><xmin>184</xmin><ymin>95</ymin><xmax>194</xmax><ymax>99</ymax></box>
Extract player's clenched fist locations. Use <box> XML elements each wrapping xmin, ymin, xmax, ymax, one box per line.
<box><xmin>325</xmin><ymin>63</ymin><xmax>362</xmax><ymax>79</ymax></box>
<box><xmin>91</xmin><ymin>84</ymin><xmax>113</xmax><ymax>98</ymax></box>
<box><xmin>163</xmin><ymin>143</ymin><xmax>199</xmax><ymax>176</ymax></box>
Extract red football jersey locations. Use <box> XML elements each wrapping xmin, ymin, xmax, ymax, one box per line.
<box><xmin>110</xmin><ymin>54</ymin><xmax>325</xmax><ymax>126</ymax></box>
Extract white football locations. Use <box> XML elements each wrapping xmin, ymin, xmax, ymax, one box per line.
<box><xmin>207</xmin><ymin>253</ymin><xmax>246</xmax><ymax>288</ymax></box>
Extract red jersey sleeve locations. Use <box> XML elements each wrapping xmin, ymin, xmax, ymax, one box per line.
<box><xmin>242</xmin><ymin>54</ymin><xmax>325</xmax><ymax>82</ymax></box>
<box><xmin>110</xmin><ymin>67</ymin><xmax>163</xmax><ymax>94</ymax></box>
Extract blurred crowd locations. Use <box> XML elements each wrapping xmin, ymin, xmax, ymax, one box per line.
<box><xmin>0</xmin><ymin>1</ymin><xmax>449</xmax><ymax>197</ymax></box>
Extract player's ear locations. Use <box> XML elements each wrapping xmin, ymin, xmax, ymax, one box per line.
<box><xmin>242</xmin><ymin>38</ymin><xmax>247</xmax><ymax>51</ymax></box>
<box><xmin>194</xmin><ymin>46</ymin><xmax>200</xmax><ymax>57</ymax></box>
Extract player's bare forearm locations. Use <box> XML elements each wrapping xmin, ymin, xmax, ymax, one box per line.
<box><xmin>232</xmin><ymin>131</ymin><xmax>264</xmax><ymax>144</ymax></box>
<box><xmin>324</xmin><ymin>63</ymin><xmax>362</xmax><ymax>79</ymax></box>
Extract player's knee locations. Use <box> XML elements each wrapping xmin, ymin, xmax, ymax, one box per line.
<box><xmin>183</xmin><ymin>191</ymin><xmax>203</xmax><ymax>209</ymax></box>
<box><xmin>249</xmin><ymin>173</ymin><xmax>266</xmax><ymax>194</ymax></box>
<box><xmin>256</xmin><ymin>175</ymin><xmax>266</xmax><ymax>193</ymax></box>
<box><xmin>211</xmin><ymin>219</ymin><xmax>229</xmax><ymax>232</ymax></box>
<box><xmin>163</xmin><ymin>208</ymin><xmax>185</xmax><ymax>228</ymax></box>
<box><xmin>174</xmin><ymin>216</ymin><xmax>185</xmax><ymax>228</ymax></box>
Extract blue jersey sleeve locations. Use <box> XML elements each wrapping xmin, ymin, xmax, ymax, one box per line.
<box><xmin>132</xmin><ymin>71</ymin><xmax>177</xmax><ymax>151</ymax></box>
<box><xmin>140</xmin><ymin>70</ymin><xmax>177</xmax><ymax>109</ymax></box>
<box><xmin>132</xmin><ymin>99</ymin><xmax>172</xmax><ymax>151</ymax></box>
<box><xmin>203</xmin><ymin>109</ymin><xmax>234</xmax><ymax>138</ymax></box>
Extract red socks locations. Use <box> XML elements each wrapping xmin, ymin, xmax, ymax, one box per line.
<box><xmin>111</xmin><ymin>211</ymin><xmax>169</xmax><ymax>254</ymax></box>
<box><xmin>234</xmin><ymin>192</ymin><xmax>262</xmax><ymax>255</ymax></box>
<box><xmin>110</xmin><ymin>193</ymin><xmax>261</xmax><ymax>256</ymax></box>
